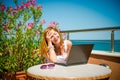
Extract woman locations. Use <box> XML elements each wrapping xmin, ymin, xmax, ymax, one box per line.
<box><xmin>40</xmin><ymin>26</ymin><xmax>72</xmax><ymax>63</ymax></box>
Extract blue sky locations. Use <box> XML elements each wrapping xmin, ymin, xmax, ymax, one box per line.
<box><xmin>1</xmin><ymin>0</ymin><xmax>120</xmax><ymax>40</ymax></box>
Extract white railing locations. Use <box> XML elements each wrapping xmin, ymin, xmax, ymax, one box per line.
<box><xmin>60</xmin><ymin>26</ymin><xmax>120</xmax><ymax>53</ymax></box>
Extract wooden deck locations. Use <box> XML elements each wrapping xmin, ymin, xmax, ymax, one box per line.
<box><xmin>88</xmin><ymin>50</ymin><xmax>120</xmax><ymax>80</ymax></box>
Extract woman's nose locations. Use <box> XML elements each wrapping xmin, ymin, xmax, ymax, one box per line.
<box><xmin>53</xmin><ymin>35</ymin><xmax>57</xmax><ymax>39</ymax></box>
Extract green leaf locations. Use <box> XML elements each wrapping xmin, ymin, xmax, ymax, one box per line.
<box><xmin>13</xmin><ymin>0</ymin><xmax>18</xmax><ymax>5</ymax></box>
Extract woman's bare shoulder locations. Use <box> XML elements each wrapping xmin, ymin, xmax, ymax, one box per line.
<box><xmin>65</xmin><ymin>40</ymin><xmax>72</xmax><ymax>46</ymax></box>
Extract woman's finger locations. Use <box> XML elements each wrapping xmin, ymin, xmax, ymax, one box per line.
<box><xmin>47</xmin><ymin>31</ymin><xmax>53</xmax><ymax>38</ymax></box>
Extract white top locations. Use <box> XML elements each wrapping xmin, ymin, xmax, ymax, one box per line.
<box><xmin>47</xmin><ymin>40</ymin><xmax>68</xmax><ymax>63</ymax></box>
<box><xmin>56</xmin><ymin>40</ymin><xmax>67</xmax><ymax>63</ymax></box>
<box><xmin>27</xmin><ymin>63</ymin><xmax>112</xmax><ymax>80</ymax></box>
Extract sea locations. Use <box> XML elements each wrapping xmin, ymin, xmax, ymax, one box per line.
<box><xmin>71</xmin><ymin>40</ymin><xmax>120</xmax><ymax>52</ymax></box>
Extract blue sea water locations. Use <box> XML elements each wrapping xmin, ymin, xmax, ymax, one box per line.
<box><xmin>71</xmin><ymin>40</ymin><xmax>120</xmax><ymax>52</ymax></box>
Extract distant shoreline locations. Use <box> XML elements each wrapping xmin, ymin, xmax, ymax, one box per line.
<box><xmin>71</xmin><ymin>40</ymin><xmax>120</xmax><ymax>41</ymax></box>
<box><xmin>71</xmin><ymin>40</ymin><xmax>120</xmax><ymax>52</ymax></box>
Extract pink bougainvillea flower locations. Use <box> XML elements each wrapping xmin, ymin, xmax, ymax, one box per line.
<box><xmin>48</xmin><ymin>21</ymin><xmax>59</xmax><ymax>27</ymax></box>
<box><xmin>36</xmin><ymin>31</ymin><xmax>40</xmax><ymax>34</ymax></box>
<box><xmin>24</xmin><ymin>2</ymin><xmax>30</xmax><ymax>7</ymax></box>
<box><xmin>30</xmin><ymin>0</ymin><xmax>36</xmax><ymax>2</ymax></box>
<box><xmin>31</xmin><ymin>3</ymin><xmax>36</xmax><ymax>6</ymax></box>
<box><xmin>28</xmin><ymin>22</ymin><xmax>34</xmax><ymax>27</ymax></box>
<box><xmin>20</xmin><ymin>6</ymin><xmax>24</xmax><ymax>10</ymax></box>
<box><xmin>4</xmin><ymin>23</ymin><xmax>10</xmax><ymax>32</ymax></box>
<box><xmin>6</xmin><ymin>29</ymin><xmax>10</xmax><ymax>32</ymax></box>
<box><xmin>17</xmin><ymin>5</ymin><xmax>23</xmax><ymax>11</ymax></box>
<box><xmin>38</xmin><ymin>53</ymin><xmax>41</xmax><ymax>57</ymax></box>
<box><xmin>37</xmin><ymin>5</ymin><xmax>42</xmax><ymax>10</ymax></box>
<box><xmin>32</xmin><ymin>49</ymin><xmax>36</xmax><ymax>54</ymax></box>
<box><xmin>40</xmin><ymin>19</ymin><xmax>46</xmax><ymax>24</ymax></box>
<box><xmin>16</xmin><ymin>6</ymin><xmax>19</xmax><ymax>10</ymax></box>
<box><xmin>13</xmin><ymin>7</ymin><xmax>18</xmax><ymax>14</ymax></box>
<box><xmin>1</xmin><ymin>4</ymin><xmax>6</xmax><ymax>12</ymax></box>
<box><xmin>30</xmin><ymin>0</ymin><xmax>36</xmax><ymax>6</ymax></box>
<box><xmin>27</xmin><ymin>25</ymin><xmax>31</xmax><ymax>29</ymax></box>
<box><xmin>22</xmin><ymin>1</ymin><xmax>25</xmax><ymax>5</ymax></box>
<box><xmin>9</xmin><ymin>6</ymin><xmax>13</xmax><ymax>11</ymax></box>
<box><xmin>27</xmin><ymin>22</ymin><xmax>34</xmax><ymax>29</ymax></box>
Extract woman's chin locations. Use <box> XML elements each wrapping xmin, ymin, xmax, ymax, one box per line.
<box><xmin>54</xmin><ymin>40</ymin><xmax>60</xmax><ymax>44</ymax></box>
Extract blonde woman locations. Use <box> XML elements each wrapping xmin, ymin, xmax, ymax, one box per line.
<box><xmin>40</xmin><ymin>26</ymin><xmax>72</xmax><ymax>63</ymax></box>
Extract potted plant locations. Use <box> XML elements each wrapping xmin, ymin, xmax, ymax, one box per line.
<box><xmin>0</xmin><ymin>0</ymin><xmax>45</xmax><ymax>79</ymax></box>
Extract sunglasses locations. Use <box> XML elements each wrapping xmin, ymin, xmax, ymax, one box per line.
<box><xmin>40</xmin><ymin>63</ymin><xmax>55</xmax><ymax>69</ymax></box>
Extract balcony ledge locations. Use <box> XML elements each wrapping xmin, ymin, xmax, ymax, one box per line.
<box><xmin>92</xmin><ymin>50</ymin><xmax>120</xmax><ymax>57</ymax></box>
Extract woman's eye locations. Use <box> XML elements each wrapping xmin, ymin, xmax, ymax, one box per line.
<box><xmin>54</xmin><ymin>32</ymin><xmax>57</xmax><ymax>35</ymax></box>
<box><xmin>51</xmin><ymin>36</ymin><xmax>53</xmax><ymax>38</ymax></box>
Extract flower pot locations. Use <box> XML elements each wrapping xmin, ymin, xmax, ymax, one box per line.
<box><xmin>2</xmin><ymin>72</ymin><xmax>16</xmax><ymax>80</ymax></box>
<box><xmin>16</xmin><ymin>71</ymin><xmax>27</xmax><ymax>80</ymax></box>
<box><xmin>2</xmin><ymin>71</ymin><xmax>28</xmax><ymax>80</ymax></box>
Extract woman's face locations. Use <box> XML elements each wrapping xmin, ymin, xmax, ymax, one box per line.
<box><xmin>47</xmin><ymin>29</ymin><xmax>60</xmax><ymax>45</ymax></box>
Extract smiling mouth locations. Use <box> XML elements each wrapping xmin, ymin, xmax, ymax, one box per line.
<box><xmin>55</xmin><ymin>38</ymin><xmax>58</xmax><ymax>42</ymax></box>
<box><xmin>55</xmin><ymin>37</ymin><xmax>60</xmax><ymax>42</ymax></box>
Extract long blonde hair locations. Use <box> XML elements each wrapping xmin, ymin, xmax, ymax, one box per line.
<box><xmin>40</xmin><ymin>27</ymin><xmax>64</xmax><ymax>57</ymax></box>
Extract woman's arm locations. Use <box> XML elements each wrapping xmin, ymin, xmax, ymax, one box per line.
<box><xmin>66</xmin><ymin>40</ymin><xmax>72</xmax><ymax>59</ymax></box>
<box><xmin>67</xmin><ymin>40</ymin><xmax>72</xmax><ymax>53</ymax></box>
<box><xmin>47</xmin><ymin>41</ymin><xmax>57</xmax><ymax>63</ymax></box>
<box><xmin>46</xmin><ymin>31</ymin><xmax>57</xmax><ymax>63</ymax></box>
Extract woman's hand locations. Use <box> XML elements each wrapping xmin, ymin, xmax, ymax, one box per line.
<box><xmin>46</xmin><ymin>30</ymin><xmax>53</xmax><ymax>45</ymax></box>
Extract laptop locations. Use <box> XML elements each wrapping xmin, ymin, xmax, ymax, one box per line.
<box><xmin>56</xmin><ymin>44</ymin><xmax>94</xmax><ymax>66</ymax></box>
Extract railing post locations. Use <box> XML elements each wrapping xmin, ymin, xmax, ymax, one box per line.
<box><xmin>111</xmin><ymin>30</ymin><xmax>114</xmax><ymax>53</ymax></box>
<box><xmin>67</xmin><ymin>32</ymin><xmax>69</xmax><ymax>40</ymax></box>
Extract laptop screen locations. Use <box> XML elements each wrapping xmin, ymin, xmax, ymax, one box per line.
<box><xmin>66</xmin><ymin>44</ymin><xmax>94</xmax><ymax>65</ymax></box>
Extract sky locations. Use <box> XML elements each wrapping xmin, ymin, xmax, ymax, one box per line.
<box><xmin>1</xmin><ymin>0</ymin><xmax>120</xmax><ymax>40</ymax></box>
